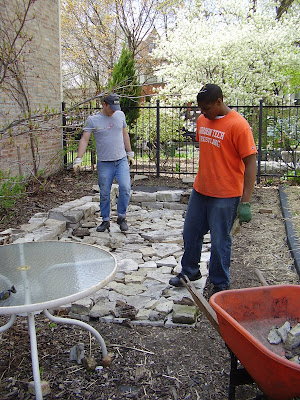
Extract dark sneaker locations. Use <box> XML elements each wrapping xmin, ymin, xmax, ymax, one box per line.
<box><xmin>203</xmin><ymin>278</ymin><xmax>230</xmax><ymax>299</ymax></box>
<box><xmin>169</xmin><ymin>271</ymin><xmax>202</xmax><ymax>287</ymax></box>
<box><xmin>211</xmin><ymin>285</ymin><xmax>230</xmax><ymax>296</ymax></box>
<box><xmin>117</xmin><ymin>216</ymin><xmax>128</xmax><ymax>232</ymax></box>
<box><xmin>202</xmin><ymin>277</ymin><xmax>213</xmax><ymax>300</ymax></box>
<box><xmin>96</xmin><ymin>221</ymin><xmax>110</xmax><ymax>232</ymax></box>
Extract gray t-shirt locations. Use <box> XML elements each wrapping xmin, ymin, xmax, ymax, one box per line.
<box><xmin>83</xmin><ymin>111</ymin><xmax>127</xmax><ymax>161</ymax></box>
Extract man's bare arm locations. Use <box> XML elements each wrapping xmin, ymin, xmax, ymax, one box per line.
<box><xmin>123</xmin><ymin>127</ymin><xmax>132</xmax><ymax>152</ymax></box>
<box><xmin>77</xmin><ymin>131</ymin><xmax>92</xmax><ymax>158</ymax></box>
<box><xmin>241</xmin><ymin>153</ymin><xmax>257</xmax><ymax>203</ymax></box>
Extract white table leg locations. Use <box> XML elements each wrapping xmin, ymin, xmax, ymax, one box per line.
<box><xmin>28</xmin><ymin>312</ymin><xmax>43</xmax><ymax>400</ymax></box>
<box><xmin>1</xmin><ymin>314</ymin><xmax>43</xmax><ymax>398</ymax></box>
<box><xmin>0</xmin><ymin>314</ymin><xmax>16</xmax><ymax>333</ymax></box>
<box><xmin>43</xmin><ymin>309</ymin><xmax>107</xmax><ymax>358</ymax></box>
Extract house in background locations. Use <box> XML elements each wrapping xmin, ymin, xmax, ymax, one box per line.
<box><xmin>135</xmin><ymin>28</ymin><xmax>165</xmax><ymax>102</ymax></box>
<box><xmin>0</xmin><ymin>0</ymin><xmax>62</xmax><ymax>178</ymax></box>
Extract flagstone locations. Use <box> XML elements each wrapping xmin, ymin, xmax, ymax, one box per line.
<box><xmin>156</xmin><ymin>190</ymin><xmax>183</xmax><ymax>202</ymax></box>
<box><xmin>13</xmin><ymin>187</ymin><xmax>212</xmax><ymax>327</ymax></box>
<box><xmin>152</xmin><ymin>243</ymin><xmax>182</xmax><ymax>258</ymax></box>
<box><xmin>114</xmin><ymin>259</ymin><xmax>139</xmax><ymax>273</ymax></box>
<box><xmin>135</xmin><ymin>267</ymin><xmax>155</xmax><ymax>276</ymax></box>
<box><xmin>201</xmin><ymin>252</ymin><xmax>211</xmax><ymax>263</ymax></box>
<box><xmin>156</xmin><ymin>256</ymin><xmax>177</xmax><ymax>268</ymax></box>
<box><xmin>108</xmin><ymin>291</ymin><xmax>128</xmax><ymax>303</ymax></box>
<box><xmin>124</xmin><ymin>274</ymin><xmax>146</xmax><ymax>284</ymax></box>
<box><xmin>157</xmin><ymin>266</ymin><xmax>173</xmax><ymax>274</ymax></box>
<box><xmin>172</xmin><ymin>304</ymin><xmax>198</xmax><ymax>324</ymax></box>
<box><xmin>146</xmin><ymin>270</ymin><xmax>172</xmax><ymax>284</ymax></box>
<box><xmin>155</xmin><ymin>298</ymin><xmax>174</xmax><ymax>314</ymax></box>
<box><xmin>144</xmin><ymin>299</ymin><xmax>159</xmax><ymax>309</ymax></box>
<box><xmin>108</xmin><ymin>281</ymin><xmax>146</xmax><ymax>296</ymax></box>
<box><xmin>138</xmin><ymin>260</ymin><xmax>157</xmax><ymax>269</ymax></box>
<box><xmin>166</xmin><ymin>220</ymin><xmax>184</xmax><ymax>229</ymax></box>
<box><xmin>114</xmin><ymin>252</ymin><xmax>143</xmax><ymax>263</ymax></box>
<box><xmin>89</xmin><ymin>303</ymin><xmax>112</xmax><ymax>318</ymax></box>
<box><xmin>138</xmin><ymin>246</ymin><xmax>156</xmax><ymax>258</ymax></box>
<box><xmin>135</xmin><ymin>309</ymin><xmax>152</xmax><ymax>320</ymax></box>
<box><xmin>126</xmin><ymin>295</ymin><xmax>152</xmax><ymax>310</ymax></box>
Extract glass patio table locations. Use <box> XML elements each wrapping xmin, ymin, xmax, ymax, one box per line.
<box><xmin>0</xmin><ymin>241</ymin><xmax>117</xmax><ymax>400</ymax></box>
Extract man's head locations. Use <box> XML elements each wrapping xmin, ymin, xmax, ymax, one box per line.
<box><xmin>103</xmin><ymin>93</ymin><xmax>121</xmax><ymax>112</ymax></box>
<box><xmin>196</xmin><ymin>84</ymin><xmax>225</xmax><ymax>120</ymax></box>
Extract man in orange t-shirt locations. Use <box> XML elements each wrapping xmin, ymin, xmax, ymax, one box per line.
<box><xmin>169</xmin><ymin>84</ymin><xmax>257</xmax><ymax>295</ymax></box>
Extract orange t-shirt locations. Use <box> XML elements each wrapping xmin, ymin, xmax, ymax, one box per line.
<box><xmin>194</xmin><ymin>110</ymin><xmax>257</xmax><ymax>198</ymax></box>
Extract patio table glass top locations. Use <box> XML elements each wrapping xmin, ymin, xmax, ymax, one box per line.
<box><xmin>0</xmin><ymin>241</ymin><xmax>116</xmax><ymax>314</ymax></box>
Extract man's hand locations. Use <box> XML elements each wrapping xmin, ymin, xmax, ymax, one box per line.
<box><xmin>73</xmin><ymin>157</ymin><xmax>82</xmax><ymax>173</ymax></box>
<box><xmin>237</xmin><ymin>202</ymin><xmax>252</xmax><ymax>223</ymax></box>
<box><xmin>127</xmin><ymin>151</ymin><xmax>134</xmax><ymax>167</ymax></box>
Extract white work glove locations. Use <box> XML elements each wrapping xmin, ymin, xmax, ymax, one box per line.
<box><xmin>126</xmin><ymin>151</ymin><xmax>134</xmax><ymax>167</ymax></box>
<box><xmin>73</xmin><ymin>157</ymin><xmax>82</xmax><ymax>173</ymax></box>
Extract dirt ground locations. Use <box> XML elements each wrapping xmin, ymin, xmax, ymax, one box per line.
<box><xmin>0</xmin><ymin>171</ymin><xmax>299</xmax><ymax>400</ymax></box>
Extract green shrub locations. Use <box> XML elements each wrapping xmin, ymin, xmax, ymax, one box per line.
<box><xmin>0</xmin><ymin>171</ymin><xmax>26</xmax><ymax>214</ymax></box>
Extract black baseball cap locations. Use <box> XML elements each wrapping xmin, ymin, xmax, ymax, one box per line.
<box><xmin>103</xmin><ymin>93</ymin><xmax>121</xmax><ymax>111</ymax></box>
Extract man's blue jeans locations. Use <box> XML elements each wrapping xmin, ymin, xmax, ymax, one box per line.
<box><xmin>97</xmin><ymin>157</ymin><xmax>131</xmax><ymax>221</ymax></box>
<box><xmin>181</xmin><ymin>189</ymin><xmax>240</xmax><ymax>288</ymax></box>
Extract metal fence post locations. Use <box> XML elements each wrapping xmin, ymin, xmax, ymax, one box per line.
<box><xmin>156</xmin><ymin>99</ymin><xmax>160</xmax><ymax>177</ymax></box>
<box><xmin>62</xmin><ymin>102</ymin><xmax>67</xmax><ymax>166</ymax></box>
<box><xmin>257</xmin><ymin>99</ymin><xmax>263</xmax><ymax>184</ymax></box>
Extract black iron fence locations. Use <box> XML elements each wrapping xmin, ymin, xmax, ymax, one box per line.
<box><xmin>62</xmin><ymin>100</ymin><xmax>299</xmax><ymax>183</ymax></box>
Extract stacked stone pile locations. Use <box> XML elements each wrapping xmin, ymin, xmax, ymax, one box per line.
<box><xmin>0</xmin><ymin>184</ymin><xmax>210</xmax><ymax>326</ymax></box>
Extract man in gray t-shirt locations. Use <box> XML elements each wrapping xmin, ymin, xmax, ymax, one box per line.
<box><xmin>73</xmin><ymin>93</ymin><xmax>134</xmax><ymax>232</ymax></box>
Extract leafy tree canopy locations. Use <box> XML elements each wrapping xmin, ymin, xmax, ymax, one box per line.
<box><xmin>153</xmin><ymin>0</ymin><xmax>300</xmax><ymax>104</ymax></box>
<box><xmin>109</xmin><ymin>46</ymin><xmax>142</xmax><ymax>147</ymax></box>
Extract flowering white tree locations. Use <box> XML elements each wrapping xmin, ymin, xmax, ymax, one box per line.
<box><xmin>152</xmin><ymin>0</ymin><xmax>300</xmax><ymax>103</ymax></box>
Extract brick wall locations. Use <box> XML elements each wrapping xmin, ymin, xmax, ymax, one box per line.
<box><xmin>0</xmin><ymin>0</ymin><xmax>62</xmax><ymax>177</ymax></box>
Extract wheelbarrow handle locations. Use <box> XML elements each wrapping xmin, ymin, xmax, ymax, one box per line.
<box><xmin>254</xmin><ymin>268</ymin><xmax>269</xmax><ymax>286</ymax></box>
<box><xmin>180</xmin><ymin>276</ymin><xmax>221</xmax><ymax>336</ymax></box>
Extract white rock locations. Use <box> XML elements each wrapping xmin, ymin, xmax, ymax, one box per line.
<box><xmin>139</xmin><ymin>247</ymin><xmax>157</xmax><ymax>258</ymax></box>
<box><xmin>136</xmin><ymin>309</ymin><xmax>152</xmax><ymax>320</ymax></box>
<box><xmin>156</xmin><ymin>190</ymin><xmax>183</xmax><ymax>202</ymax></box>
<box><xmin>108</xmin><ymin>282</ymin><xmax>146</xmax><ymax>296</ymax></box>
<box><xmin>157</xmin><ymin>266</ymin><xmax>173</xmax><ymax>274</ymax></box>
<box><xmin>155</xmin><ymin>298</ymin><xmax>174</xmax><ymax>314</ymax></box>
<box><xmin>126</xmin><ymin>295</ymin><xmax>152</xmax><ymax>310</ymax></box>
<box><xmin>138</xmin><ymin>260</ymin><xmax>157</xmax><ymax>269</ymax></box>
<box><xmin>131</xmin><ymin>192</ymin><xmax>157</xmax><ymax>202</ymax></box>
<box><xmin>152</xmin><ymin>243</ymin><xmax>182</xmax><ymax>258</ymax></box>
<box><xmin>156</xmin><ymin>256</ymin><xmax>177</xmax><ymax>268</ymax></box>
<box><xmin>166</xmin><ymin>220</ymin><xmax>184</xmax><ymax>229</ymax></box>
<box><xmin>89</xmin><ymin>303</ymin><xmax>112</xmax><ymax>318</ymax></box>
<box><xmin>28</xmin><ymin>212</ymin><xmax>48</xmax><ymax>224</ymax></box>
<box><xmin>146</xmin><ymin>270</ymin><xmax>171</xmax><ymax>284</ymax></box>
<box><xmin>277</xmin><ymin>321</ymin><xmax>291</xmax><ymax>343</ymax></box>
<box><xmin>201</xmin><ymin>252</ymin><xmax>211</xmax><ymax>263</ymax></box>
<box><xmin>268</xmin><ymin>327</ymin><xmax>282</xmax><ymax>344</ymax></box>
<box><xmin>116</xmin><ymin>259</ymin><xmax>139</xmax><ymax>273</ymax></box>
<box><xmin>125</xmin><ymin>274</ymin><xmax>146</xmax><ymax>284</ymax></box>
<box><xmin>142</xmin><ymin>201</ymin><xmax>164</xmax><ymax>209</ymax></box>
<box><xmin>133</xmin><ymin>174</ymin><xmax>148</xmax><ymax>181</ymax></box>
<box><xmin>285</xmin><ymin>323</ymin><xmax>300</xmax><ymax>350</ymax></box>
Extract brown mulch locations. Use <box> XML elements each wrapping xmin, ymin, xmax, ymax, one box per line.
<box><xmin>0</xmin><ymin>171</ymin><xmax>299</xmax><ymax>400</ymax></box>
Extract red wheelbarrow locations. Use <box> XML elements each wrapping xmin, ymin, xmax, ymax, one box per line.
<box><xmin>182</xmin><ymin>277</ymin><xmax>300</xmax><ymax>400</ymax></box>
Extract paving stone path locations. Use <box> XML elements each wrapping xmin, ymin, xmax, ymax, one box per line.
<box><xmin>0</xmin><ymin>184</ymin><xmax>210</xmax><ymax>327</ymax></box>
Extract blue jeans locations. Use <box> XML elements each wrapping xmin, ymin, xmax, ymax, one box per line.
<box><xmin>181</xmin><ymin>189</ymin><xmax>240</xmax><ymax>288</ymax></box>
<box><xmin>97</xmin><ymin>157</ymin><xmax>131</xmax><ymax>221</ymax></box>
